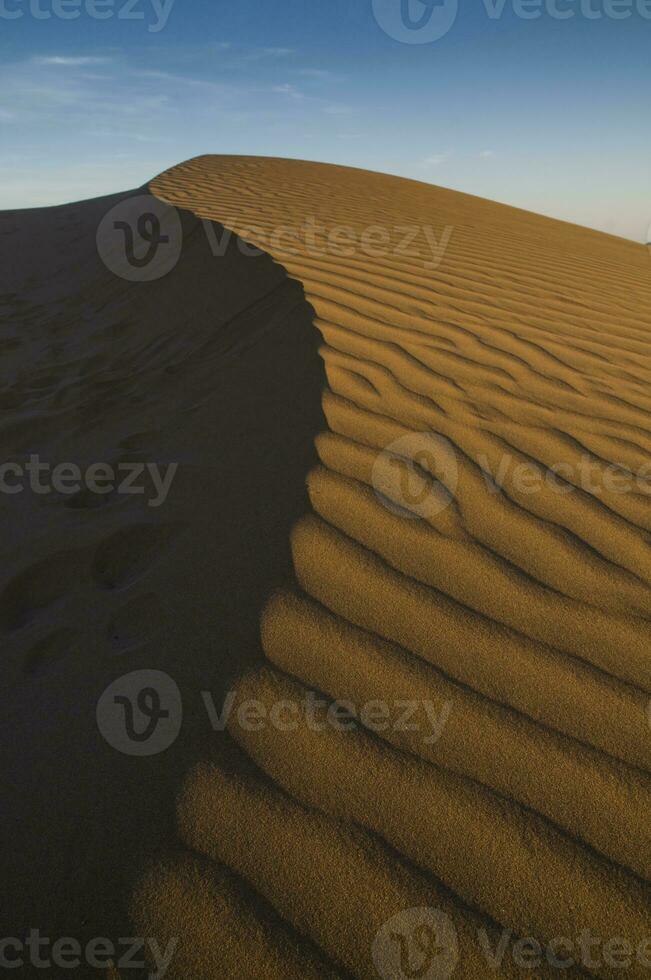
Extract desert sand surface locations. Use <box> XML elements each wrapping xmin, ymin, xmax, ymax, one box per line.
<box><xmin>2</xmin><ymin>155</ymin><xmax>651</xmax><ymax>978</ymax></box>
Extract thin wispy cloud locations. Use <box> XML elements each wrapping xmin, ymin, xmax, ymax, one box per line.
<box><xmin>297</xmin><ymin>69</ymin><xmax>337</xmax><ymax>79</ymax></box>
<box><xmin>272</xmin><ymin>83</ymin><xmax>305</xmax><ymax>100</ymax></box>
<box><xmin>7</xmin><ymin>51</ymin><xmax>353</xmax><ymax>139</ymax></box>
<box><xmin>480</xmin><ymin>149</ymin><xmax>496</xmax><ymax>159</ymax></box>
<box><xmin>271</xmin><ymin>84</ymin><xmax>355</xmax><ymax>120</ymax></box>
<box><xmin>33</xmin><ymin>56</ymin><xmax>113</xmax><ymax>67</ymax></box>
<box><xmin>261</xmin><ymin>47</ymin><xmax>294</xmax><ymax>57</ymax></box>
<box><xmin>132</xmin><ymin>69</ymin><xmax>237</xmax><ymax>94</ymax></box>
<box><xmin>2</xmin><ymin>56</ymin><xmax>176</xmax><ymax>125</ymax></box>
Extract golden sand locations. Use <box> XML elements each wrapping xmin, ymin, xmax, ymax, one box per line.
<box><xmin>123</xmin><ymin>155</ymin><xmax>651</xmax><ymax>978</ymax></box>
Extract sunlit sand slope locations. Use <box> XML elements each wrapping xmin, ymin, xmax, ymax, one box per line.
<box><xmin>138</xmin><ymin>156</ymin><xmax>651</xmax><ymax>978</ymax></box>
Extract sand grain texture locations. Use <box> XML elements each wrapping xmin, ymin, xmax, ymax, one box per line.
<box><xmin>133</xmin><ymin>157</ymin><xmax>651</xmax><ymax>978</ymax></box>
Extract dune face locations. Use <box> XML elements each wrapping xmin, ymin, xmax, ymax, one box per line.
<box><xmin>136</xmin><ymin>156</ymin><xmax>651</xmax><ymax>979</ymax></box>
<box><xmin>3</xmin><ymin>156</ymin><xmax>651</xmax><ymax>979</ymax></box>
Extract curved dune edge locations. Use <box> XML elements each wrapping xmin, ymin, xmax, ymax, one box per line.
<box><xmin>131</xmin><ymin>156</ymin><xmax>651</xmax><ymax>979</ymax></box>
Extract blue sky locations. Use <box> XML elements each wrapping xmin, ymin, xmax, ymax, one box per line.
<box><xmin>0</xmin><ymin>0</ymin><xmax>648</xmax><ymax>240</ymax></box>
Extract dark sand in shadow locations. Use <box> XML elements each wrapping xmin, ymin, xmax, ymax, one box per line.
<box><xmin>0</xmin><ymin>187</ymin><xmax>326</xmax><ymax>973</ymax></box>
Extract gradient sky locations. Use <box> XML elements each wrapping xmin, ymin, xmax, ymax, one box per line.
<box><xmin>0</xmin><ymin>0</ymin><xmax>648</xmax><ymax>240</ymax></box>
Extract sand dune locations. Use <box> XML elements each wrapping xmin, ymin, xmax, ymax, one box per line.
<box><xmin>130</xmin><ymin>156</ymin><xmax>651</xmax><ymax>977</ymax></box>
<box><xmin>3</xmin><ymin>155</ymin><xmax>651</xmax><ymax>978</ymax></box>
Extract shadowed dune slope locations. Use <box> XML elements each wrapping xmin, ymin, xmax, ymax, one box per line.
<box><xmin>0</xmin><ymin>185</ymin><xmax>326</xmax><ymax>971</ymax></box>
<box><xmin>132</xmin><ymin>156</ymin><xmax>651</xmax><ymax>979</ymax></box>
